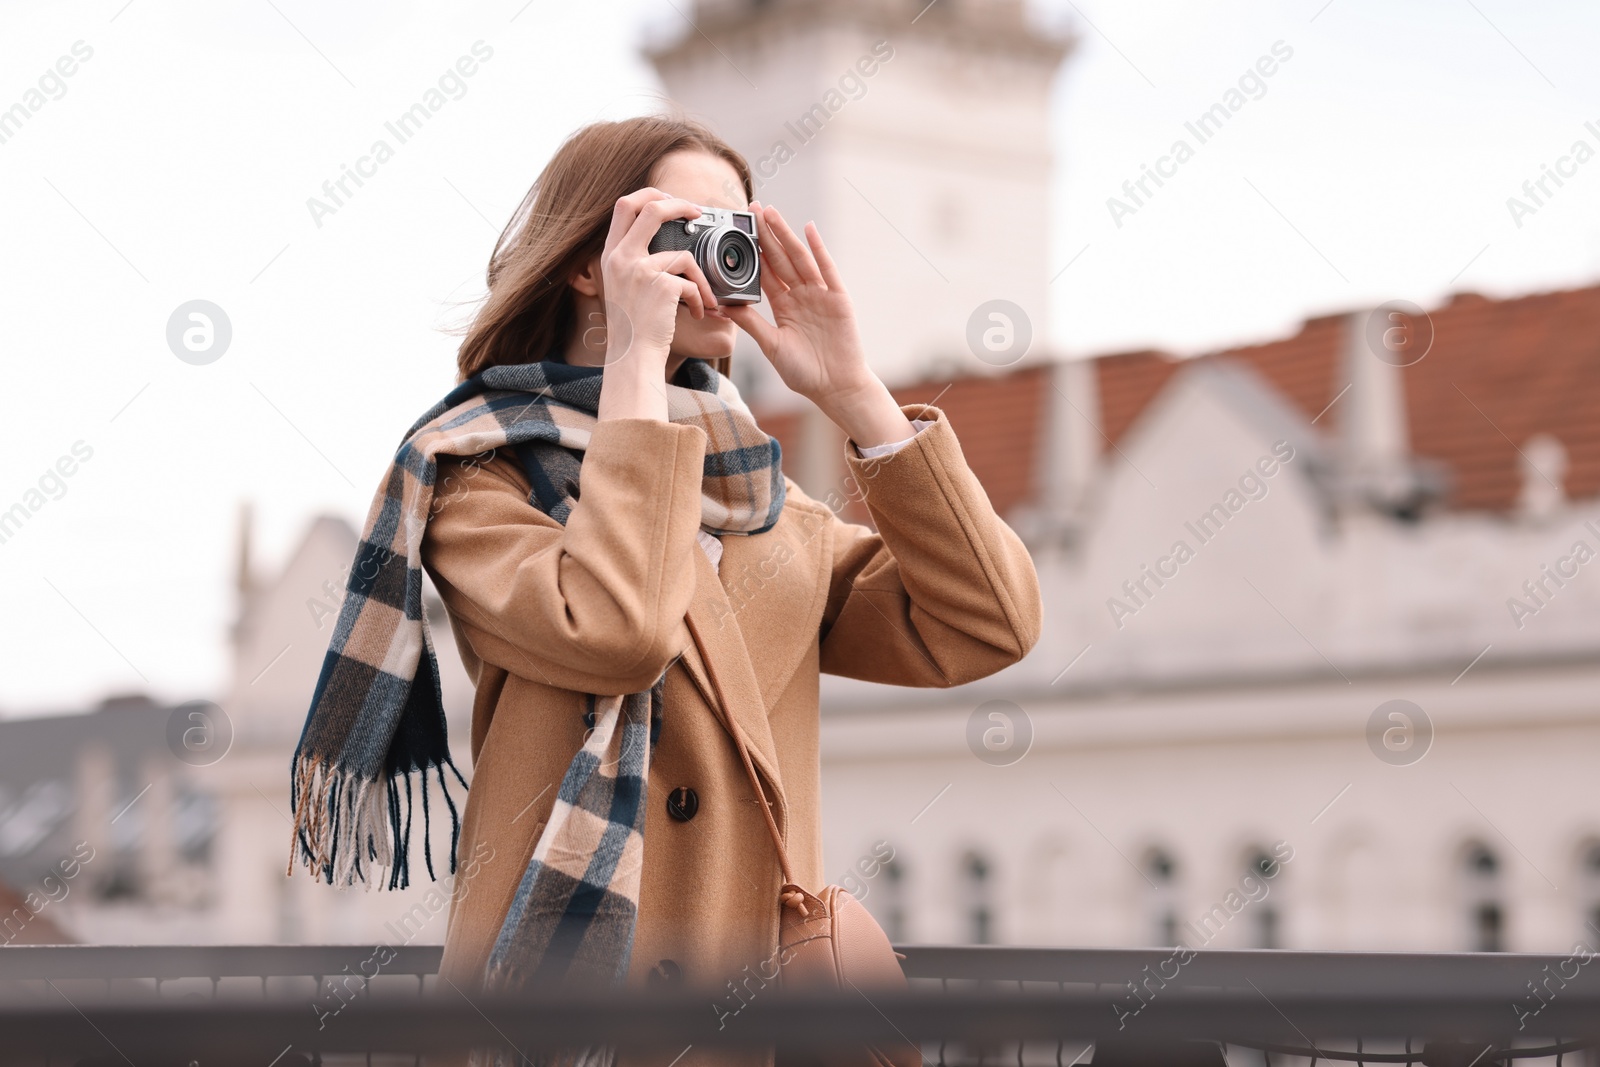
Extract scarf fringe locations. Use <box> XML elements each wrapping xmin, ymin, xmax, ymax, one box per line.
<box><xmin>287</xmin><ymin>753</ymin><xmax>466</xmax><ymax>889</ymax></box>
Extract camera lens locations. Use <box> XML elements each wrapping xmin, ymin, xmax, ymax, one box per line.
<box><xmin>709</xmin><ymin>229</ymin><xmax>758</xmax><ymax>288</ymax></box>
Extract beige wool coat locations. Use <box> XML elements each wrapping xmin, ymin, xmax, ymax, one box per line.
<box><xmin>420</xmin><ymin>402</ymin><xmax>1042</xmax><ymax>1062</ymax></box>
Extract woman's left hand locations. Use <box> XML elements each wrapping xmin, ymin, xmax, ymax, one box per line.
<box><xmin>722</xmin><ymin>203</ymin><xmax>915</xmax><ymax>449</ymax></box>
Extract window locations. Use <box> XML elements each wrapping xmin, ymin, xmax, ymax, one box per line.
<box><xmin>961</xmin><ymin>850</ymin><xmax>993</xmax><ymax>944</ymax></box>
<box><xmin>1144</xmin><ymin>848</ymin><xmax>1180</xmax><ymax>947</ymax></box>
<box><xmin>0</xmin><ymin>780</ymin><xmax>72</xmax><ymax>858</ymax></box>
<box><xmin>172</xmin><ymin>788</ymin><xmax>217</xmax><ymax>865</ymax></box>
<box><xmin>1246</xmin><ymin>848</ymin><xmax>1281</xmax><ymax>949</ymax></box>
<box><xmin>880</xmin><ymin>857</ymin><xmax>907</xmax><ymax>944</ymax></box>
<box><xmin>1028</xmin><ymin>838</ymin><xmax>1073</xmax><ymax>944</ymax></box>
<box><xmin>1463</xmin><ymin>842</ymin><xmax>1504</xmax><ymax>952</ymax></box>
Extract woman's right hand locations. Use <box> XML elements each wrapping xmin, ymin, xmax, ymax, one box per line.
<box><xmin>598</xmin><ymin>188</ymin><xmax>718</xmax><ymax>368</ymax></box>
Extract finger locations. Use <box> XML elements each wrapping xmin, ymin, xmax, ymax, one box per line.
<box><xmin>752</xmin><ymin>202</ymin><xmax>802</xmax><ymax>289</ymax></box>
<box><xmin>759</xmin><ymin>257</ymin><xmax>791</xmax><ymax>297</ymax></box>
<box><xmin>805</xmin><ymin>220</ymin><xmax>845</xmax><ymax>292</ymax></box>
<box><xmin>747</xmin><ymin>202</ymin><xmax>790</xmax><ymax>297</ymax></box>
<box><xmin>617</xmin><ymin>197</ymin><xmax>704</xmax><ymax>259</ymax></box>
<box><xmin>666</xmin><ymin>273</ymin><xmax>705</xmax><ymax>319</ymax></box>
<box><xmin>604</xmin><ymin>188</ymin><xmax>671</xmax><ymax>255</ymax></box>
<box><xmin>616</xmin><ymin>195</ymin><xmax>699</xmax><ymax>258</ymax></box>
<box><xmin>644</xmin><ymin>249</ymin><xmax>718</xmax><ymax>310</ymax></box>
<box><xmin>763</xmin><ymin>205</ymin><xmax>824</xmax><ymax>287</ymax></box>
<box><xmin>722</xmin><ymin>304</ymin><xmax>779</xmax><ymax>355</ymax></box>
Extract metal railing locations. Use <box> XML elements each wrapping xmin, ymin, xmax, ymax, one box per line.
<box><xmin>1</xmin><ymin>943</ymin><xmax>1597</xmax><ymax>1065</ymax></box>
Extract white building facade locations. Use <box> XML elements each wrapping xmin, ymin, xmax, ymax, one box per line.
<box><xmin>817</xmin><ymin>348</ymin><xmax>1600</xmax><ymax>954</ymax></box>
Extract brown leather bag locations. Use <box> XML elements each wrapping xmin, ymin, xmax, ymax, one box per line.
<box><xmin>706</xmin><ymin>648</ymin><xmax>921</xmax><ymax>1067</ymax></box>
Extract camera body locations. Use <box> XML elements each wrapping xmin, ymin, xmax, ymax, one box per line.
<box><xmin>647</xmin><ymin>205</ymin><xmax>761</xmax><ymax>304</ymax></box>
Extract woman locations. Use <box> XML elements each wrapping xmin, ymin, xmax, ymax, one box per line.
<box><xmin>290</xmin><ymin>114</ymin><xmax>1041</xmax><ymax>1064</ymax></box>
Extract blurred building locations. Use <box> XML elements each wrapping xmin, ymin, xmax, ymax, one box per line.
<box><xmin>0</xmin><ymin>694</ymin><xmax>209</xmax><ymax>944</ymax></box>
<box><xmin>9</xmin><ymin>284</ymin><xmax>1599</xmax><ymax>952</ymax></box>
<box><xmin>5</xmin><ymin>0</ymin><xmax>1599</xmax><ymax>956</ymax></box>
<box><xmin>644</xmin><ymin>0</ymin><xmax>1600</xmax><ymax>953</ymax></box>
<box><xmin>802</xmin><ymin>288</ymin><xmax>1600</xmax><ymax>954</ymax></box>
<box><xmin>0</xmin><ymin>514</ymin><xmax>476</xmax><ymax>946</ymax></box>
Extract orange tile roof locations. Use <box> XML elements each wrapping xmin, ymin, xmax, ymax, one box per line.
<box><xmin>1395</xmin><ymin>288</ymin><xmax>1600</xmax><ymax>511</ymax></box>
<box><xmin>0</xmin><ymin>878</ymin><xmax>73</xmax><ymax>943</ymax></box>
<box><xmin>1209</xmin><ymin>313</ymin><xmax>1346</xmax><ymax>427</ymax></box>
<box><xmin>754</xmin><ymin>282</ymin><xmax>1600</xmax><ymax>518</ymax></box>
<box><xmin>889</xmin><ymin>366</ymin><xmax>1052</xmax><ymax>521</ymax></box>
<box><xmin>1094</xmin><ymin>349</ymin><xmax>1187</xmax><ymax>447</ymax></box>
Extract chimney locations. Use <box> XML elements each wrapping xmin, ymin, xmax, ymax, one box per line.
<box><xmin>72</xmin><ymin>743</ymin><xmax>116</xmax><ymax>899</ymax></box>
<box><xmin>136</xmin><ymin>756</ymin><xmax>177</xmax><ymax>905</ymax></box>
<box><xmin>1516</xmin><ymin>433</ymin><xmax>1568</xmax><ymax>522</ymax></box>
<box><xmin>1336</xmin><ymin>308</ymin><xmax>1438</xmax><ymax>519</ymax></box>
<box><xmin>1027</xmin><ymin>355</ymin><xmax>1101</xmax><ymax>545</ymax></box>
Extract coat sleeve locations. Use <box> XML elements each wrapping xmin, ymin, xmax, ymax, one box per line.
<box><xmin>419</xmin><ymin>417</ymin><xmax>709</xmax><ymax>696</ymax></box>
<box><xmin>818</xmin><ymin>404</ymin><xmax>1043</xmax><ymax>687</ymax></box>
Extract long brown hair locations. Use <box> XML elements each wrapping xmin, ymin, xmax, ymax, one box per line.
<box><xmin>456</xmin><ymin>114</ymin><xmax>752</xmax><ymax>381</ymax></box>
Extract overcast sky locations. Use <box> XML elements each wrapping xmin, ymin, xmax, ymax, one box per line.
<box><xmin>2</xmin><ymin>0</ymin><xmax>1598</xmax><ymax>712</ymax></box>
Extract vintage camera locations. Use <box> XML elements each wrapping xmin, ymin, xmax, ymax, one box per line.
<box><xmin>647</xmin><ymin>205</ymin><xmax>761</xmax><ymax>304</ymax></box>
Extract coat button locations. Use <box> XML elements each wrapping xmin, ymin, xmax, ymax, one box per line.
<box><xmin>648</xmin><ymin>958</ymin><xmax>683</xmax><ymax>986</ymax></box>
<box><xmin>666</xmin><ymin>786</ymin><xmax>699</xmax><ymax>822</ymax></box>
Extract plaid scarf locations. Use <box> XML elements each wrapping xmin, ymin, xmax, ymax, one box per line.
<box><xmin>289</xmin><ymin>357</ymin><xmax>785</xmax><ymax>994</ymax></box>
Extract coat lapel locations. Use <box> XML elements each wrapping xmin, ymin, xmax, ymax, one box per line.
<box><xmin>680</xmin><ymin>546</ymin><xmax>786</xmax><ymax>818</ymax></box>
<box><xmin>677</xmin><ymin>491</ymin><xmax>835</xmax><ymax>827</ymax></box>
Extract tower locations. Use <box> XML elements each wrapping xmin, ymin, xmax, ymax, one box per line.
<box><xmin>646</xmin><ymin>0</ymin><xmax>1072</xmax><ymax>400</ymax></box>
